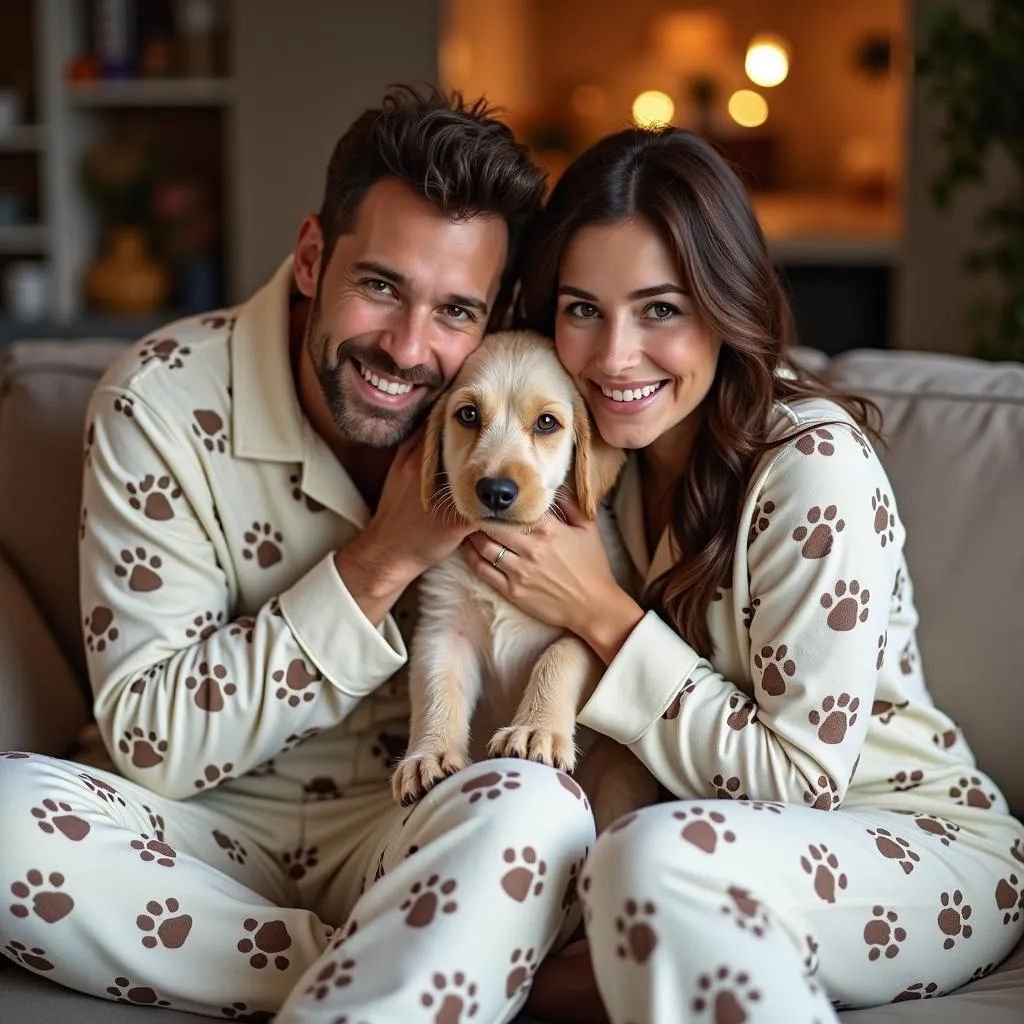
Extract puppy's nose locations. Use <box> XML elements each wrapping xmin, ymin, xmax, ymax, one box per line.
<box><xmin>476</xmin><ymin>477</ymin><xmax>519</xmax><ymax>512</ymax></box>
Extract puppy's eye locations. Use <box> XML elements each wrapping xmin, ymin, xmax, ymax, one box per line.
<box><xmin>535</xmin><ymin>413</ymin><xmax>560</xmax><ymax>434</ymax></box>
<box><xmin>455</xmin><ymin>405</ymin><xmax>479</xmax><ymax>427</ymax></box>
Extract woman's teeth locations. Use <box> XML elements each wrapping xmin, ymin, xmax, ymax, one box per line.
<box><xmin>600</xmin><ymin>381</ymin><xmax>666</xmax><ymax>402</ymax></box>
<box><xmin>359</xmin><ymin>362</ymin><xmax>413</xmax><ymax>395</ymax></box>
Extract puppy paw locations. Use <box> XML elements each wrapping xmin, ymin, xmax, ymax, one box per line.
<box><xmin>488</xmin><ymin>726</ymin><xmax>576</xmax><ymax>772</ymax></box>
<box><xmin>391</xmin><ymin>748</ymin><xmax>470</xmax><ymax>806</ymax></box>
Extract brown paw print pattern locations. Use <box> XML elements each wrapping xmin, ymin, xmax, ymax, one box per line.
<box><xmin>185</xmin><ymin>661</ymin><xmax>236</xmax><ymax>711</ymax></box>
<box><xmin>243</xmin><ymin>522</ymin><xmax>284</xmax><ymax>567</ymax></box>
<box><xmin>230</xmin><ymin>616</ymin><xmax>256</xmax><ymax>643</ymax></box>
<box><xmin>795</xmin><ymin>428</ymin><xmax>836</xmax><ymax>456</ymax></box>
<box><xmin>867</xmin><ymin>828</ymin><xmax>920</xmax><ymax>875</ymax></box>
<box><xmin>84</xmin><ymin>606</ymin><xmax>119</xmax><ymax>653</ymax></box>
<box><xmin>899</xmin><ymin>640</ymin><xmax>916</xmax><ymax>676</ymax></box>
<box><xmin>1012</xmin><ymin>839</ymin><xmax>1024</xmax><ymax>865</ymax></box>
<box><xmin>908</xmin><ymin>813</ymin><xmax>960</xmax><ymax>847</ymax></box>
<box><xmin>500</xmin><ymin>847</ymin><xmax>547</xmax><ymax>902</ymax></box>
<box><xmin>115</xmin><ymin>547</ymin><xmax>164</xmax><ymax>592</ymax></box>
<box><xmin>800</xmin><ymin>844</ymin><xmax>848</xmax><ymax>902</ymax></box>
<box><xmin>820</xmin><ymin>579</ymin><xmax>870</xmax><ymax>630</ymax></box>
<box><xmin>741</xmin><ymin>598</ymin><xmax>760</xmax><ymax>630</ymax></box>
<box><xmin>185</xmin><ymin>610</ymin><xmax>224</xmax><ymax>641</ymax></box>
<box><xmin>555</xmin><ymin>770</ymin><xmax>591</xmax><ymax>811</ymax></box>
<box><xmin>461</xmin><ymin>768</ymin><xmax>522</xmax><ymax>804</ymax></box>
<box><xmin>614</xmin><ymin>899</ymin><xmax>657</xmax><ymax>963</ymax></box>
<box><xmin>107</xmin><ymin>976</ymin><xmax>170</xmax><ymax>1006</ymax></box>
<box><xmin>136</xmin><ymin>898</ymin><xmax>192</xmax><ymax>949</ymax></box>
<box><xmin>506</xmin><ymin>947</ymin><xmax>537</xmax><ymax>998</ymax></box>
<box><xmin>83</xmin><ymin>421</ymin><xmax>95</xmax><ymax>467</ymax></box>
<box><xmin>30</xmin><ymin>799</ymin><xmax>90</xmax><ymax>841</ymax></box>
<box><xmin>305</xmin><ymin>956</ymin><xmax>357</xmax><ymax>1000</ymax></box>
<box><xmin>876</xmin><ymin>632</ymin><xmax>888</xmax><ymax>669</ymax></box>
<box><xmin>9</xmin><ymin>870</ymin><xmax>74</xmax><ymax>922</ymax></box>
<box><xmin>237</xmin><ymin>918</ymin><xmax>293</xmax><ymax>970</ymax></box>
<box><xmin>662</xmin><ymin>681</ymin><xmax>696</xmax><ymax>720</ymax></box>
<box><xmin>673</xmin><ymin>807</ymin><xmax>737</xmax><ymax>853</ymax></box>
<box><xmin>949</xmin><ymin>776</ymin><xmax>997</xmax><ymax>810</ymax></box>
<box><xmin>753</xmin><ymin>644</ymin><xmax>794</xmax><ymax>696</ymax></box>
<box><xmin>937</xmin><ymin>890</ymin><xmax>972</xmax><ymax>949</ymax></box>
<box><xmin>712</xmin><ymin>775</ymin><xmax>749</xmax><ymax>800</ymax></box>
<box><xmin>139</xmin><ymin>337</ymin><xmax>191</xmax><ymax>370</ymax></box>
<box><xmin>200</xmin><ymin>314</ymin><xmax>235</xmax><ymax>331</ymax></box>
<box><xmin>114</xmin><ymin>394</ymin><xmax>135</xmax><ymax>418</ymax></box>
<box><xmin>195</xmin><ymin>762</ymin><xmax>234</xmax><ymax>791</ymax></box>
<box><xmin>970</xmin><ymin>963</ymin><xmax>998</xmax><ymax>982</ymax></box>
<box><xmin>792</xmin><ymin>505</ymin><xmax>845</xmax><ymax>559</ymax></box>
<box><xmin>892</xmin><ymin>981</ymin><xmax>941</xmax><ymax>1001</ymax></box>
<box><xmin>748</xmin><ymin>499</ymin><xmax>775</xmax><ymax>546</ymax></box>
<box><xmin>871</xmin><ymin>489</ymin><xmax>896</xmax><ymax>547</ymax></box>
<box><xmin>726</xmin><ymin>693</ymin><xmax>756</xmax><ymax>731</ymax></box>
<box><xmin>213</xmin><ymin>829</ymin><xmax>248</xmax><ymax>864</ymax></box>
<box><xmin>803</xmin><ymin>775</ymin><xmax>840</xmax><ymax>811</ymax></box>
<box><xmin>691</xmin><ymin>965</ymin><xmax>762</xmax><ymax>1020</ymax></box>
<box><xmin>79</xmin><ymin>505</ymin><xmax>88</xmax><ymax>540</ymax></box>
<box><xmin>562</xmin><ymin>857</ymin><xmax>585</xmax><ymax>912</ymax></box>
<box><xmin>129</xmin><ymin>666</ymin><xmax>160</xmax><ymax>695</ymax></box>
<box><xmin>995</xmin><ymin>873</ymin><xmax>1024</xmax><ymax>925</ymax></box>
<box><xmin>889</xmin><ymin>770</ymin><xmax>924</xmax><ymax>792</ymax></box>
<box><xmin>290</xmin><ymin>473</ymin><xmax>327</xmax><ymax>513</ymax></box>
<box><xmin>192</xmin><ymin>410</ymin><xmax>228</xmax><ymax>453</ymax></box>
<box><xmin>118</xmin><ymin>728</ymin><xmax>168</xmax><ymax>768</ymax></box>
<box><xmin>303</xmin><ymin>775</ymin><xmax>342</xmax><ymax>800</ymax></box>
<box><xmin>738</xmin><ymin>799</ymin><xmax>785</xmax><ymax>815</ymax></box>
<box><xmin>420</xmin><ymin>970</ymin><xmax>479</xmax><ymax>1023</ymax></box>
<box><xmin>871</xmin><ymin>698</ymin><xmax>908</xmax><ymax>725</ymax></box>
<box><xmin>280</xmin><ymin>846</ymin><xmax>319</xmax><ymax>881</ymax></box>
<box><xmin>4</xmin><ymin>939</ymin><xmax>55</xmax><ymax>972</ymax></box>
<box><xmin>272</xmin><ymin>659</ymin><xmax>321</xmax><ymax>707</ymax></box>
<box><xmin>401</xmin><ymin>874</ymin><xmax>458</xmax><ymax>926</ymax></box>
<box><xmin>808</xmin><ymin>693</ymin><xmax>859</xmax><ymax>744</ymax></box>
<box><xmin>78</xmin><ymin>772</ymin><xmax>127</xmax><ymax>807</ymax></box>
<box><xmin>126</xmin><ymin>475</ymin><xmax>181</xmax><ymax>520</ymax></box>
<box><xmin>721</xmin><ymin>886</ymin><xmax>769</xmax><ymax>937</ymax></box>
<box><xmin>142</xmin><ymin>805</ymin><xmax>166</xmax><ymax>842</ymax></box>
<box><xmin>130</xmin><ymin>836</ymin><xmax>178</xmax><ymax>868</ymax></box>
<box><xmin>221</xmin><ymin>1002</ymin><xmax>275</xmax><ymax>1022</ymax></box>
<box><xmin>933</xmin><ymin>729</ymin><xmax>958</xmax><ymax>749</ymax></box>
<box><xmin>864</xmin><ymin>906</ymin><xmax>906</xmax><ymax>960</ymax></box>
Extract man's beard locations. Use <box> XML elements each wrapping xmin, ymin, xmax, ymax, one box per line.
<box><xmin>308</xmin><ymin>295</ymin><xmax>445</xmax><ymax>449</ymax></box>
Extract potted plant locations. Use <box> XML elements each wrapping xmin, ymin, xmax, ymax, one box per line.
<box><xmin>916</xmin><ymin>0</ymin><xmax>1024</xmax><ymax>361</ymax></box>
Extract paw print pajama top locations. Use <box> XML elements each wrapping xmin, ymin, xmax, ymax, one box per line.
<box><xmin>574</xmin><ymin>399</ymin><xmax>1024</xmax><ymax>1022</ymax></box>
<box><xmin>0</xmin><ymin>259</ymin><xmax>595</xmax><ymax>1022</ymax></box>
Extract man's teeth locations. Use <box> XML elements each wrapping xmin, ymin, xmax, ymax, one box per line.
<box><xmin>601</xmin><ymin>381</ymin><xmax>665</xmax><ymax>402</ymax></box>
<box><xmin>360</xmin><ymin>362</ymin><xmax>413</xmax><ymax>395</ymax></box>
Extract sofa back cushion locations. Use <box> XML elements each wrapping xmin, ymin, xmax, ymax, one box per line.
<box><xmin>827</xmin><ymin>350</ymin><xmax>1024</xmax><ymax>815</ymax></box>
<box><xmin>0</xmin><ymin>340</ymin><xmax>128</xmax><ymax>695</ymax></box>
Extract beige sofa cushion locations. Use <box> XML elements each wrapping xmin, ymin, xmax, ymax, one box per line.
<box><xmin>0</xmin><ymin>340</ymin><xmax>129</xmax><ymax>696</ymax></box>
<box><xmin>826</xmin><ymin>350</ymin><xmax>1024</xmax><ymax>815</ymax></box>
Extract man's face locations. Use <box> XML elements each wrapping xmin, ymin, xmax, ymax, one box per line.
<box><xmin>295</xmin><ymin>178</ymin><xmax>509</xmax><ymax>449</ymax></box>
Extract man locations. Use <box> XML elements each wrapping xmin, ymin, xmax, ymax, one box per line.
<box><xmin>0</xmin><ymin>86</ymin><xmax>595</xmax><ymax>1023</ymax></box>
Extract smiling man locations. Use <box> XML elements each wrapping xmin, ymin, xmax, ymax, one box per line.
<box><xmin>0</xmin><ymin>87</ymin><xmax>596</xmax><ymax>1024</ymax></box>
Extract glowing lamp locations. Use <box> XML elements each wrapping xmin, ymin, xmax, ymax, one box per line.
<box><xmin>728</xmin><ymin>90</ymin><xmax>769</xmax><ymax>128</ymax></box>
<box><xmin>632</xmin><ymin>90</ymin><xmax>674</xmax><ymax>128</ymax></box>
<box><xmin>745</xmin><ymin>35</ymin><xmax>789</xmax><ymax>88</ymax></box>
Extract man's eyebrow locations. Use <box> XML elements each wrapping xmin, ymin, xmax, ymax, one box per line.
<box><xmin>352</xmin><ymin>260</ymin><xmax>488</xmax><ymax>315</ymax></box>
<box><xmin>557</xmin><ymin>283</ymin><xmax>687</xmax><ymax>302</ymax></box>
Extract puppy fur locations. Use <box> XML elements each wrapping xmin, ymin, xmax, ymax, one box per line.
<box><xmin>391</xmin><ymin>329</ymin><xmax>660</xmax><ymax>832</ymax></box>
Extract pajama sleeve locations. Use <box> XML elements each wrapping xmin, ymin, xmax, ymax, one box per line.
<box><xmin>577</xmin><ymin>423</ymin><xmax>897</xmax><ymax>808</ymax></box>
<box><xmin>80</xmin><ymin>384</ymin><xmax>406</xmax><ymax>800</ymax></box>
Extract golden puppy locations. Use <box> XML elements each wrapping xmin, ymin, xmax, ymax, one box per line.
<box><xmin>391</xmin><ymin>329</ymin><xmax>659</xmax><ymax>831</ymax></box>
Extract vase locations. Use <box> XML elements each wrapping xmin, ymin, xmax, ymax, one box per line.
<box><xmin>85</xmin><ymin>226</ymin><xmax>170</xmax><ymax>314</ymax></box>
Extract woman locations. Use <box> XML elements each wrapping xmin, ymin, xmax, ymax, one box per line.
<box><xmin>463</xmin><ymin>125</ymin><xmax>1024</xmax><ymax>1022</ymax></box>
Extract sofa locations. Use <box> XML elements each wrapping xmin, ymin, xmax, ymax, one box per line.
<box><xmin>0</xmin><ymin>335</ymin><xmax>1022</xmax><ymax>1023</ymax></box>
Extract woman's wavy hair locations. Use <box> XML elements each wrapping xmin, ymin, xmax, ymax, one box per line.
<box><xmin>517</xmin><ymin>125</ymin><xmax>882</xmax><ymax>658</ymax></box>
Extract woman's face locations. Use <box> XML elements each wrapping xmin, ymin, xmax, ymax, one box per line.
<box><xmin>554</xmin><ymin>218</ymin><xmax>722</xmax><ymax>457</ymax></box>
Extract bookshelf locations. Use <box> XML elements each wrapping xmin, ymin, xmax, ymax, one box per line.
<box><xmin>0</xmin><ymin>0</ymin><xmax>234</xmax><ymax>334</ymax></box>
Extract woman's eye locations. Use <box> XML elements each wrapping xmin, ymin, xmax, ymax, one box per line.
<box><xmin>644</xmin><ymin>302</ymin><xmax>679</xmax><ymax>320</ymax></box>
<box><xmin>535</xmin><ymin>414</ymin><xmax>560</xmax><ymax>433</ymax></box>
<box><xmin>455</xmin><ymin>405</ymin><xmax>479</xmax><ymax>426</ymax></box>
<box><xmin>565</xmin><ymin>301</ymin><xmax>599</xmax><ymax>319</ymax></box>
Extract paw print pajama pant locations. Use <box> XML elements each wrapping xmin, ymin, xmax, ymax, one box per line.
<box><xmin>579</xmin><ymin>797</ymin><xmax>1024</xmax><ymax>1023</ymax></box>
<box><xmin>0</xmin><ymin>753</ymin><xmax>593</xmax><ymax>1022</ymax></box>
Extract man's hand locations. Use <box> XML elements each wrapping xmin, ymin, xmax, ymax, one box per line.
<box><xmin>334</xmin><ymin>428</ymin><xmax>474</xmax><ymax>625</ymax></box>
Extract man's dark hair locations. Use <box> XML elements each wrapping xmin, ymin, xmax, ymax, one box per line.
<box><xmin>318</xmin><ymin>83</ymin><xmax>547</xmax><ymax>325</ymax></box>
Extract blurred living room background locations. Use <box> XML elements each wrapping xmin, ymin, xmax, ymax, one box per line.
<box><xmin>0</xmin><ymin>0</ymin><xmax>1019</xmax><ymax>360</ymax></box>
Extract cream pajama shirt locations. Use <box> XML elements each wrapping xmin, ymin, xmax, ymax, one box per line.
<box><xmin>0</xmin><ymin>259</ymin><xmax>594</xmax><ymax>1022</ymax></box>
<box><xmin>571</xmin><ymin>404</ymin><xmax>1024</xmax><ymax>1022</ymax></box>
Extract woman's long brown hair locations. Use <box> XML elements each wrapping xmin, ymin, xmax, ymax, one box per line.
<box><xmin>517</xmin><ymin>125</ymin><xmax>882</xmax><ymax>659</ymax></box>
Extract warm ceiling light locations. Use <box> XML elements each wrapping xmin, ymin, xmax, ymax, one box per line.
<box><xmin>745</xmin><ymin>34</ymin><xmax>789</xmax><ymax>87</ymax></box>
<box><xmin>632</xmin><ymin>90</ymin><xmax>675</xmax><ymax>128</ymax></box>
<box><xmin>728</xmin><ymin>89</ymin><xmax>769</xmax><ymax>128</ymax></box>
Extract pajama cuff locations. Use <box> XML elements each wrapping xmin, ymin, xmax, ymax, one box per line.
<box><xmin>577</xmin><ymin>610</ymin><xmax>702</xmax><ymax>744</ymax></box>
<box><xmin>278</xmin><ymin>551</ymin><xmax>407</xmax><ymax>696</ymax></box>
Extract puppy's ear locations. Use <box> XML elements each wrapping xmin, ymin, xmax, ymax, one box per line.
<box><xmin>572</xmin><ymin>392</ymin><xmax>626</xmax><ymax>520</ymax></box>
<box><xmin>420</xmin><ymin>396</ymin><xmax>448</xmax><ymax>512</ymax></box>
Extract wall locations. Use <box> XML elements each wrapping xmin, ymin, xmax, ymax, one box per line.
<box><xmin>231</xmin><ymin>0</ymin><xmax>440</xmax><ymax>300</ymax></box>
<box><xmin>896</xmin><ymin>0</ymin><xmax>1015</xmax><ymax>354</ymax></box>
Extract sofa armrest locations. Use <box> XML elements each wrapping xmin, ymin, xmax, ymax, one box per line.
<box><xmin>0</xmin><ymin>548</ymin><xmax>88</xmax><ymax>755</ymax></box>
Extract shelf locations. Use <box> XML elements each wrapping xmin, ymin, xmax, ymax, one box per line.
<box><xmin>0</xmin><ymin>225</ymin><xmax>50</xmax><ymax>254</ymax></box>
<box><xmin>0</xmin><ymin>126</ymin><xmax>46</xmax><ymax>152</ymax></box>
<box><xmin>65</xmin><ymin>77</ymin><xmax>235</xmax><ymax>107</ymax></box>
<box><xmin>0</xmin><ymin>309</ymin><xmax>187</xmax><ymax>346</ymax></box>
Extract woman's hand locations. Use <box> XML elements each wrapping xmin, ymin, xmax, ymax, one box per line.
<box><xmin>463</xmin><ymin>500</ymin><xmax>645</xmax><ymax>663</ymax></box>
